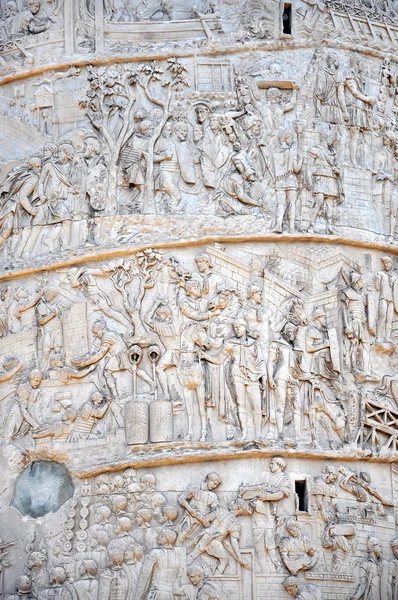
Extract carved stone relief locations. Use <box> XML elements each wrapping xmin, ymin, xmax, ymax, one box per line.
<box><xmin>2</xmin><ymin>0</ymin><xmax>398</xmax><ymax>598</ymax></box>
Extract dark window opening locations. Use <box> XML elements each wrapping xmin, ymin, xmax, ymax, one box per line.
<box><xmin>295</xmin><ymin>479</ymin><xmax>308</xmax><ymax>512</ymax></box>
<box><xmin>282</xmin><ymin>3</ymin><xmax>292</xmax><ymax>35</ymax></box>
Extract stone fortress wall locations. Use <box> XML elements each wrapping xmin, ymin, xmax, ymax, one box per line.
<box><xmin>2</xmin><ymin>0</ymin><xmax>398</xmax><ymax>599</ymax></box>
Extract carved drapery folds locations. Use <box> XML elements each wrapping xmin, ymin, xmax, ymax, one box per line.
<box><xmin>2</xmin><ymin>0</ymin><xmax>398</xmax><ymax>598</ymax></box>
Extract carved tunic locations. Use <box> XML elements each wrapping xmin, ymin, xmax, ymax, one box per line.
<box><xmin>345</xmin><ymin>69</ymin><xmax>370</xmax><ymax>129</ymax></box>
<box><xmin>143</xmin><ymin>548</ymin><xmax>186</xmax><ymax>599</ymax></box>
<box><xmin>295</xmin><ymin>584</ymin><xmax>323</xmax><ymax>600</ymax></box>
<box><xmin>314</xmin><ymin>66</ymin><xmax>346</xmax><ymax>124</ymax></box>
<box><xmin>308</xmin><ymin>145</ymin><xmax>340</xmax><ymax>198</ymax></box>
<box><xmin>228</xmin><ymin>335</ymin><xmax>265</xmax><ymax>384</ymax></box>
<box><xmin>38</xmin><ymin>162</ymin><xmax>73</xmax><ymax>225</ymax></box>
<box><xmin>271</xmin><ymin>146</ymin><xmax>299</xmax><ymax>190</ymax></box>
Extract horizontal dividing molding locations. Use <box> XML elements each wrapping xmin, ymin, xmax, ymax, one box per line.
<box><xmin>1</xmin><ymin>231</ymin><xmax>398</xmax><ymax>283</ymax></box>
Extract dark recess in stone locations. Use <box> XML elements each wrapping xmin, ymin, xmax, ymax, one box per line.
<box><xmin>11</xmin><ymin>461</ymin><xmax>74</xmax><ymax>518</ymax></box>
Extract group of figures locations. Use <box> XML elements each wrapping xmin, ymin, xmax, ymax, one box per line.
<box><xmin>4</xmin><ymin>1</ymin><xmax>398</xmax><ymax>600</ymax></box>
<box><xmin>0</xmin><ymin>244</ymin><xmax>397</xmax><ymax>451</ymax></box>
<box><xmin>2</xmin><ymin>458</ymin><xmax>397</xmax><ymax>600</ymax></box>
<box><xmin>0</xmin><ymin>0</ymin><xmax>58</xmax><ymax>42</ymax></box>
<box><xmin>1</xmin><ymin>48</ymin><xmax>398</xmax><ymax>256</ymax></box>
<box><xmin>103</xmin><ymin>0</ymin><xmax>217</xmax><ymax>22</ymax></box>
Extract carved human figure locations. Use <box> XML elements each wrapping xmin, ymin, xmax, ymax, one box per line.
<box><xmin>138</xmin><ymin>473</ymin><xmax>166</xmax><ymax>508</ymax></box>
<box><xmin>179</xmin><ymin>280</ymin><xmax>211</xmax><ymax>325</ymax></box>
<box><xmin>36</xmin><ymin>286</ymin><xmax>64</xmax><ymax>373</ymax></box>
<box><xmin>4</xmin><ymin>370</ymin><xmax>43</xmax><ymax>441</ymax></box>
<box><xmin>177</xmin><ymin>472</ymin><xmax>221</xmax><ymax>544</ymax></box>
<box><xmin>174</xmin><ymin>565</ymin><xmax>220</xmax><ymax>600</ymax></box>
<box><xmin>123</xmin><ymin>544</ymin><xmax>144</xmax><ymax>589</ymax></box>
<box><xmin>268</xmin><ymin>323</ymin><xmax>309</xmax><ymax>442</ymax></box>
<box><xmin>73</xmin><ymin>560</ymin><xmax>99</xmax><ymax>600</ymax></box>
<box><xmin>82</xmin><ymin>136</ymin><xmax>108</xmax><ymax>218</ymax></box>
<box><xmin>279</xmin><ymin>517</ymin><xmax>319</xmax><ymax>575</ymax></box>
<box><xmin>348</xmin><ymin>536</ymin><xmax>390</xmax><ymax>600</ymax></box>
<box><xmin>372</xmin><ymin>125</ymin><xmax>394</xmax><ymax>238</ymax></box>
<box><xmin>0</xmin><ymin>157</ymin><xmax>41</xmax><ymax>251</ymax></box>
<box><xmin>374</xmin><ymin>256</ymin><xmax>398</xmax><ymax>343</ymax></box>
<box><xmin>237</xmin><ymin>456</ymin><xmax>292</xmax><ymax>573</ymax></box>
<box><xmin>67</xmin><ymin>266</ymin><xmax>131</xmax><ymax>329</ymax></box>
<box><xmin>192</xmin><ymin>252</ymin><xmax>225</xmax><ymax>301</ymax></box>
<box><xmin>32</xmin><ymin>407</ymin><xmax>77</xmax><ymax>441</ymax></box>
<box><xmin>134</xmin><ymin>530</ymin><xmax>185</xmax><ymax>600</ymax></box>
<box><xmin>0</xmin><ymin>285</ymin><xmax>11</xmax><ymax>337</ymax></box>
<box><xmin>0</xmin><ymin>1</ymin><xmax>19</xmax><ymax>40</ymax></box>
<box><xmin>259</xmin><ymin>85</ymin><xmax>298</xmax><ymax>139</ymax></box>
<box><xmin>389</xmin><ymin>539</ymin><xmax>398</xmax><ymax>600</ymax></box>
<box><xmin>194</xmin><ymin>104</ymin><xmax>210</xmax><ymax>134</ymax></box>
<box><xmin>306</xmin><ymin>131</ymin><xmax>342</xmax><ymax>234</ymax></box>
<box><xmin>390</xmin><ymin>144</ymin><xmax>398</xmax><ymax>239</ymax></box>
<box><xmin>344</xmin><ymin>56</ymin><xmax>376</xmax><ymax>167</ymax></box>
<box><xmin>200</xmin><ymin>318</ymin><xmax>266</xmax><ymax>440</ymax></box>
<box><xmin>305</xmin><ymin>308</ymin><xmax>347</xmax><ymax>447</ymax></box>
<box><xmin>322</xmin><ymin>522</ymin><xmax>356</xmax><ymax>573</ymax></box>
<box><xmin>90</xmin><ymin>530</ymin><xmax>111</xmax><ymax>569</ymax></box>
<box><xmin>72</xmin><ymin>319</ymin><xmax>153</xmax><ymax>415</ymax></box>
<box><xmin>314</xmin><ymin>52</ymin><xmax>348</xmax><ymax>125</ymax></box>
<box><xmin>99</xmin><ymin>551</ymin><xmax>130</xmax><ymax>600</ymax></box>
<box><xmin>284</xmin><ymin>576</ymin><xmax>323</xmax><ymax>600</ymax></box>
<box><xmin>242</xmin><ymin>281</ymin><xmax>273</xmax><ymax>358</ymax></box>
<box><xmin>144</xmin><ymin>299</ymin><xmax>181</xmax><ymax>401</ymax></box>
<box><xmin>305</xmin><ymin>307</ymin><xmax>340</xmax><ymax>388</ymax></box>
<box><xmin>214</xmin><ymin>153</ymin><xmax>262</xmax><ymax>215</ymax></box>
<box><xmin>174</xmin><ymin>121</ymin><xmax>204</xmax><ymax>200</ymax></box>
<box><xmin>88</xmin><ymin>505</ymin><xmax>113</xmax><ymax>544</ymax></box>
<box><xmin>187</xmin><ymin>506</ymin><xmax>250</xmax><ymax>575</ymax></box>
<box><xmin>312</xmin><ymin>466</ymin><xmax>339</xmax><ymax>523</ymax></box>
<box><xmin>198</xmin><ymin>114</ymin><xmax>230</xmax><ymax>190</ymax></box>
<box><xmin>338</xmin><ymin>467</ymin><xmax>393</xmax><ymax>516</ymax></box>
<box><xmin>132</xmin><ymin>508</ymin><xmax>158</xmax><ymax>550</ymax></box>
<box><xmin>18</xmin><ymin>0</ymin><xmax>53</xmax><ymax>35</ymax></box>
<box><xmin>39</xmin><ymin>567</ymin><xmax>75</xmax><ymax>600</ymax></box>
<box><xmin>340</xmin><ymin>271</ymin><xmax>372</xmax><ymax>374</ymax></box>
<box><xmin>270</xmin><ymin>127</ymin><xmax>302</xmax><ymax>233</ymax></box>
<box><xmin>119</xmin><ymin>118</ymin><xmax>154</xmax><ymax>212</ymax></box>
<box><xmin>154</xmin><ymin>120</ymin><xmax>180</xmax><ymax>207</ymax></box>
<box><xmin>159</xmin><ymin>506</ymin><xmax>178</xmax><ymax>528</ymax></box>
<box><xmin>243</xmin><ymin>113</ymin><xmax>268</xmax><ymax>179</ymax></box>
<box><xmin>6</xmin><ymin>575</ymin><xmax>35</xmax><ymax>600</ymax></box>
<box><xmin>68</xmin><ymin>391</ymin><xmax>111</xmax><ymax>441</ymax></box>
<box><xmin>38</xmin><ymin>143</ymin><xmax>75</xmax><ymax>253</ymax></box>
<box><xmin>12</xmin><ymin>286</ymin><xmax>44</xmax><ymax>333</ymax></box>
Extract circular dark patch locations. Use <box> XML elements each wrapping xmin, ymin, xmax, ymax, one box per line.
<box><xmin>12</xmin><ymin>461</ymin><xmax>74</xmax><ymax>518</ymax></box>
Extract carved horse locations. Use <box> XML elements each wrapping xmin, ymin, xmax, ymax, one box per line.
<box><xmin>274</xmin><ymin>296</ymin><xmax>308</xmax><ymax>333</ymax></box>
<box><xmin>207</xmin><ymin>288</ymin><xmax>242</xmax><ymax>340</ymax></box>
<box><xmin>177</xmin><ymin>322</ymin><xmax>211</xmax><ymax>442</ymax></box>
<box><xmin>154</xmin><ymin>257</ymin><xmax>191</xmax><ymax>313</ymax></box>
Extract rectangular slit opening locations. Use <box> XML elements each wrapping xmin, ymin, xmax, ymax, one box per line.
<box><xmin>282</xmin><ymin>3</ymin><xmax>292</xmax><ymax>35</ymax></box>
<box><xmin>295</xmin><ymin>479</ymin><xmax>308</xmax><ymax>512</ymax></box>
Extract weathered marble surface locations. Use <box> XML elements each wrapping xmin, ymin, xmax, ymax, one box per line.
<box><xmin>2</xmin><ymin>0</ymin><xmax>398</xmax><ymax>599</ymax></box>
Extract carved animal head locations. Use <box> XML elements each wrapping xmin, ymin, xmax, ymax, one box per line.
<box><xmin>186</xmin><ymin>322</ymin><xmax>211</xmax><ymax>351</ymax></box>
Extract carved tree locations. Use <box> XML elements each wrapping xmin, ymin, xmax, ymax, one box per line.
<box><xmin>127</xmin><ymin>58</ymin><xmax>189</xmax><ymax>213</ymax></box>
<box><xmin>80</xmin><ymin>59</ymin><xmax>188</xmax><ymax>214</ymax></box>
<box><xmin>79</xmin><ymin>65</ymin><xmax>137</xmax><ymax>213</ymax></box>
